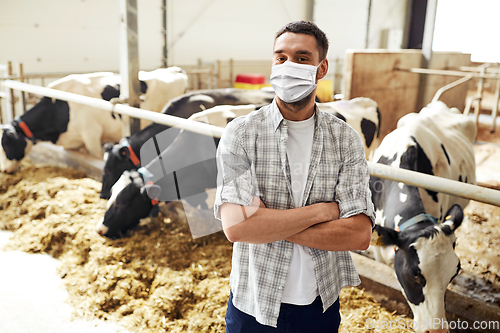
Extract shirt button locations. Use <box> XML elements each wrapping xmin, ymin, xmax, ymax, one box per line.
<box><xmin>278</xmin><ymin>286</ymin><xmax>283</xmax><ymax>290</ymax></box>
<box><xmin>282</xmin><ymin>120</ymin><xmax>287</xmax><ymax>125</ymax></box>
<box><xmin>285</xmin><ymin>253</ymin><xmax>291</xmax><ymax>259</ymax></box>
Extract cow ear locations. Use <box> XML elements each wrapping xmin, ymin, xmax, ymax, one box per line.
<box><xmin>442</xmin><ymin>204</ymin><xmax>463</xmax><ymax>232</ymax></box>
<box><xmin>103</xmin><ymin>142</ymin><xmax>115</xmax><ymax>153</ymax></box>
<box><xmin>371</xmin><ymin>224</ymin><xmax>400</xmax><ymax>247</ymax></box>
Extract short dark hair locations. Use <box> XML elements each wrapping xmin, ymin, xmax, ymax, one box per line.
<box><xmin>275</xmin><ymin>21</ymin><xmax>329</xmax><ymax>61</ymax></box>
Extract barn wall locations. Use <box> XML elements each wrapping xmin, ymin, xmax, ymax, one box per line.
<box><xmin>0</xmin><ymin>0</ymin><xmax>163</xmax><ymax>73</ymax></box>
<box><xmin>0</xmin><ymin>0</ymin><xmax>407</xmax><ymax>74</ymax></box>
<box><xmin>422</xmin><ymin>52</ymin><xmax>472</xmax><ymax>112</ymax></box>
<box><xmin>343</xmin><ymin>49</ymin><xmax>423</xmax><ymax>138</ymax></box>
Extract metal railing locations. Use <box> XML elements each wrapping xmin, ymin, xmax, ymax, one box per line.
<box><xmin>1</xmin><ymin>79</ymin><xmax>499</xmax><ymax>207</ymax></box>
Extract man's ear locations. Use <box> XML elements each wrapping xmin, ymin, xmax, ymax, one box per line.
<box><xmin>316</xmin><ymin>58</ymin><xmax>329</xmax><ymax>81</ymax></box>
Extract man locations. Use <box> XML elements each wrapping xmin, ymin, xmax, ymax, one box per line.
<box><xmin>214</xmin><ymin>21</ymin><xmax>374</xmax><ymax>332</ymax></box>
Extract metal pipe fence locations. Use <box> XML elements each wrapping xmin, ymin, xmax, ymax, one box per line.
<box><xmin>1</xmin><ymin>79</ymin><xmax>499</xmax><ymax>207</ymax></box>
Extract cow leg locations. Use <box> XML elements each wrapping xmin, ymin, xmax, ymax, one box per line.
<box><xmin>81</xmin><ymin>126</ymin><xmax>105</xmax><ymax>159</ymax></box>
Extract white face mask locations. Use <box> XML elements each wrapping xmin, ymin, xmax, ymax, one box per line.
<box><xmin>270</xmin><ymin>61</ymin><xmax>319</xmax><ymax>103</ymax></box>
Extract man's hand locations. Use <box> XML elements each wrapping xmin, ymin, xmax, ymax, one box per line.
<box><xmin>318</xmin><ymin>201</ymin><xmax>340</xmax><ymax>222</ymax></box>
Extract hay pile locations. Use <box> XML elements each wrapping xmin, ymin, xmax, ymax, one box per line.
<box><xmin>1</xmin><ymin>161</ymin><xmax>414</xmax><ymax>332</ymax></box>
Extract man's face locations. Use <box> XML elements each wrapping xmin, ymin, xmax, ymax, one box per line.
<box><xmin>273</xmin><ymin>32</ymin><xmax>321</xmax><ymax>68</ymax></box>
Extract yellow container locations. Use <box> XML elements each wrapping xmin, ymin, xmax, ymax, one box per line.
<box><xmin>316</xmin><ymin>80</ymin><xmax>333</xmax><ymax>102</ymax></box>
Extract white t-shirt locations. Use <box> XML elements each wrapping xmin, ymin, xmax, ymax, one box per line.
<box><xmin>281</xmin><ymin>114</ymin><xmax>319</xmax><ymax>305</ymax></box>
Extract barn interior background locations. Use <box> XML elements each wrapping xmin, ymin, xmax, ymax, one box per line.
<box><xmin>1</xmin><ymin>0</ymin><xmax>500</xmax><ymax>332</ymax></box>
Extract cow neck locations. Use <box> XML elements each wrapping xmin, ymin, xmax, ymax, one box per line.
<box><xmin>137</xmin><ymin>167</ymin><xmax>159</xmax><ymax>206</ymax></box>
<box><xmin>384</xmin><ymin>183</ymin><xmax>427</xmax><ymax>230</ymax></box>
<box><xmin>16</xmin><ymin>97</ymin><xmax>69</xmax><ymax>143</ymax></box>
<box><xmin>12</xmin><ymin>117</ymin><xmax>35</xmax><ymax>141</ymax></box>
<box><xmin>398</xmin><ymin>213</ymin><xmax>438</xmax><ymax>231</ymax></box>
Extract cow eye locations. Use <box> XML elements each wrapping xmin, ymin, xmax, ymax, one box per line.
<box><xmin>412</xmin><ymin>272</ymin><xmax>426</xmax><ymax>285</ymax></box>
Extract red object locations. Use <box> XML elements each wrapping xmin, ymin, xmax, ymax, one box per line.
<box><xmin>235</xmin><ymin>74</ymin><xmax>265</xmax><ymax>84</ymax></box>
<box><xmin>127</xmin><ymin>145</ymin><xmax>141</xmax><ymax>166</ymax></box>
<box><xmin>18</xmin><ymin>121</ymin><xmax>34</xmax><ymax>139</ymax></box>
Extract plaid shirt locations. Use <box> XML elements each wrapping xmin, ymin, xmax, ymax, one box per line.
<box><xmin>214</xmin><ymin>99</ymin><xmax>375</xmax><ymax>327</ymax></box>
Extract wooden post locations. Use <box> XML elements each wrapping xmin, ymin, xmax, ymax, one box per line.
<box><xmin>491</xmin><ymin>64</ymin><xmax>500</xmax><ymax>133</ymax></box>
<box><xmin>197</xmin><ymin>58</ymin><xmax>202</xmax><ymax>90</ymax></box>
<box><xmin>19</xmin><ymin>63</ymin><xmax>26</xmax><ymax>114</ymax></box>
<box><xmin>216</xmin><ymin>60</ymin><xmax>221</xmax><ymax>89</ymax></box>
<box><xmin>7</xmin><ymin>61</ymin><xmax>15</xmax><ymax>121</ymax></box>
<box><xmin>119</xmin><ymin>0</ymin><xmax>141</xmax><ymax>137</ymax></box>
<box><xmin>229</xmin><ymin>58</ymin><xmax>234</xmax><ymax>87</ymax></box>
<box><xmin>473</xmin><ymin>66</ymin><xmax>486</xmax><ymax>124</ymax></box>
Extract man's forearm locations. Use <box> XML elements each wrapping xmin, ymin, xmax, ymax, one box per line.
<box><xmin>221</xmin><ymin>199</ymin><xmax>338</xmax><ymax>244</ymax></box>
<box><xmin>285</xmin><ymin>214</ymin><xmax>372</xmax><ymax>251</ymax></box>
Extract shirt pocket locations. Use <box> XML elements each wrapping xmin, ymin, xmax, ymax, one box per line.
<box><xmin>308</xmin><ymin>162</ymin><xmax>342</xmax><ymax>204</ymax></box>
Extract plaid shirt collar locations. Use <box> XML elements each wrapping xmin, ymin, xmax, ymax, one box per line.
<box><xmin>270</xmin><ymin>98</ymin><xmax>323</xmax><ymax>131</ymax></box>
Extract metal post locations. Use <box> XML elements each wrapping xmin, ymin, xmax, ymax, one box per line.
<box><xmin>473</xmin><ymin>66</ymin><xmax>486</xmax><ymax>124</ymax></box>
<box><xmin>162</xmin><ymin>0</ymin><xmax>167</xmax><ymax>68</ymax></box>
<box><xmin>305</xmin><ymin>0</ymin><xmax>314</xmax><ymax>22</ymax></box>
<box><xmin>492</xmin><ymin>63</ymin><xmax>500</xmax><ymax>133</ymax></box>
<box><xmin>119</xmin><ymin>0</ymin><xmax>141</xmax><ymax>137</ymax></box>
<box><xmin>416</xmin><ymin>0</ymin><xmax>438</xmax><ymax>111</ymax></box>
<box><xmin>365</xmin><ymin>0</ymin><xmax>372</xmax><ymax>48</ymax></box>
<box><xmin>7</xmin><ymin>61</ymin><xmax>15</xmax><ymax>121</ymax></box>
<box><xmin>19</xmin><ymin>63</ymin><xmax>26</xmax><ymax>114</ymax></box>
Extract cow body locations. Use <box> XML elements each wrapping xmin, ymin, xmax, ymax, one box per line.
<box><xmin>318</xmin><ymin>97</ymin><xmax>381</xmax><ymax>160</ymax></box>
<box><xmin>0</xmin><ymin>68</ymin><xmax>188</xmax><ymax>173</ymax></box>
<box><xmin>100</xmin><ymin>88</ymin><xmax>276</xmax><ymax>199</ymax></box>
<box><xmin>97</xmin><ymin>97</ymin><xmax>382</xmax><ymax>238</ymax></box>
<box><xmin>369</xmin><ymin>101</ymin><xmax>476</xmax><ymax>332</ymax></box>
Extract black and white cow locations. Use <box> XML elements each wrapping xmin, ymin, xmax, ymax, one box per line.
<box><xmin>0</xmin><ymin>68</ymin><xmax>188</xmax><ymax>173</ymax></box>
<box><xmin>100</xmin><ymin>88</ymin><xmax>276</xmax><ymax>199</ymax></box>
<box><xmin>97</xmin><ymin>128</ymin><xmax>219</xmax><ymax>238</ymax></box>
<box><xmin>369</xmin><ymin>101</ymin><xmax>476</xmax><ymax>332</ymax></box>
<box><xmin>97</xmin><ymin>97</ymin><xmax>382</xmax><ymax>238</ymax></box>
<box><xmin>318</xmin><ymin>97</ymin><xmax>381</xmax><ymax>161</ymax></box>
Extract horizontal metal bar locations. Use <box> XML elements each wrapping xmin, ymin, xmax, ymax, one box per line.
<box><xmin>0</xmin><ymin>91</ymin><xmax>7</xmax><ymax>98</ymax></box>
<box><xmin>3</xmin><ymin>80</ymin><xmax>500</xmax><ymax>207</ymax></box>
<box><xmin>1</xmin><ymin>80</ymin><xmax>224</xmax><ymax>138</ymax></box>
<box><xmin>397</xmin><ymin>67</ymin><xmax>500</xmax><ymax>79</ymax></box>
<box><xmin>368</xmin><ymin>162</ymin><xmax>500</xmax><ymax>207</ymax></box>
<box><xmin>458</xmin><ymin>66</ymin><xmax>500</xmax><ymax>74</ymax></box>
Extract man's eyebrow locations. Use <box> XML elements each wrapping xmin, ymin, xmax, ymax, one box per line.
<box><xmin>273</xmin><ymin>49</ymin><xmax>313</xmax><ymax>56</ymax></box>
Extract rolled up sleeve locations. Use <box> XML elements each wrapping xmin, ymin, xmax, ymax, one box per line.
<box><xmin>214</xmin><ymin>120</ymin><xmax>255</xmax><ymax>220</ymax></box>
<box><xmin>334</xmin><ymin>130</ymin><xmax>375</xmax><ymax>226</ymax></box>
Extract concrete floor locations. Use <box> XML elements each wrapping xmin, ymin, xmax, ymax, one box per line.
<box><xmin>0</xmin><ymin>231</ymin><xmax>133</xmax><ymax>333</ymax></box>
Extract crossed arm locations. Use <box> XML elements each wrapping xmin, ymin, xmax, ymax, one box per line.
<box><xmin>220</xmin><ymin>196</ymin><xmax>372</xmax><ymax>251</ymax></box>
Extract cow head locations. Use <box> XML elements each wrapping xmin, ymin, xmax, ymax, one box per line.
<box><xmin>371</xmin><ymin>204</ymin><xmax>463</xmax><ymax>332</ymax></box>
<box><xmin>101</xmin><ymin>141</ymin><xmax>137</xmax><ymax>199</ymax></box>
<box><xmin>97</xmin><ymin>170</ymin><xmax>160</xmax><ymax>238</ymax></box>
<box><xmin>0</xmin><ymin>125</ymin><xmax>32</xmax><ymax>173</ymax></box>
